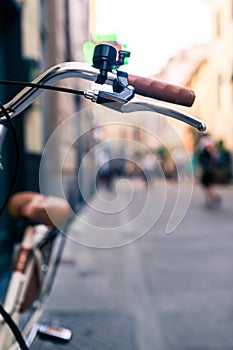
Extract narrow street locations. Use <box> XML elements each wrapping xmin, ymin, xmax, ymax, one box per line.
<box><xmin>31</xmin><ymin>179</ymin><xmax>233</xmax><ymax>349</ymax></box>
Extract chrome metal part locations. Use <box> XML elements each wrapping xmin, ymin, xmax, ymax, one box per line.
<box><xmin>121</xmin><ymin>99</ymin><xmax>206</xmax><ymax>131</ymax></box>
<box><xmin>84</xmin><ymin>89</ymin><xmax>99</xmax><ymax>102</ymax></box>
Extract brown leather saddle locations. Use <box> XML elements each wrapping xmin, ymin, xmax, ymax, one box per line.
<box><xmin>8</xmin><ymin>191</ymin><xmax>71</xmax><ymax>229</ymax></box>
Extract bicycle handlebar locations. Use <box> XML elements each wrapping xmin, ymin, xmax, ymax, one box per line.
<box><xmin>0</xmin><ymin>61</ymin><xmax>206</xmax><ymax>131</ymax></box>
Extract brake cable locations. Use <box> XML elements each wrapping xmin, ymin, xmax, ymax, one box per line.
<box><xmin>0</xmin><ymin>304</ymin><xmax>29</xmax><ymax>350</ymax></box>
<box><xmin>0</xmin><ymin>80</ymin><xmax>85</xmax><ymax>96</ymax></box>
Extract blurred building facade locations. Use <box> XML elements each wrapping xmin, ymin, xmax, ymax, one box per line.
<box><xmin>184</xmin><ymin>0</ymin><xmax>233</xmax><ymax>152</ymax></box>
<box><xmin>193</xmin><ymin>0</ymin><xmax>233</xmax><ymax>150</ymax></box>
<box><xmin>153</xmin><ymin>45</ymin><xmax>208</xmax><ymax>154</ymax></box>
<box><xmin>0</xmin><ymin>0</ymin><xmax>93</xmax><ymax>271</ymax></box>
<box><xmin>1</xmin><ymin>0</ymin><xmax>95</xmax><ymax>202</ymax></box>
<box><xmin>155</xmin><ymin>0</ymin><xmax>233</xmax><ymax>153</ymax></box>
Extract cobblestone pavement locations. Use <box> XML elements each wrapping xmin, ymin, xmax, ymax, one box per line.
<box><xmin>31</xmin><ymin>180</ymin><xmax>233</xmax><ymax>349</ymax></box>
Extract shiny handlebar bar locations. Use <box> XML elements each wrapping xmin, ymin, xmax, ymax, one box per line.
<box><xmin>0</xmin><ymin>61</ymin><xmax>206</xmax><ymax>131</ymax></box>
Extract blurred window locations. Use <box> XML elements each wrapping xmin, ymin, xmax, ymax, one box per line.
<box><xmin>217</xmin><ymin>73</ymin><xmax>223</xmax><ymax>108</ymax></box>
<box><xmin>215</xmin><ymin>11</ymin><xmax>221</xmax><ymax>37</ymax></box>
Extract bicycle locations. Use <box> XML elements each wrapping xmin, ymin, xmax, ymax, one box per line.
<box><xmin>0</xmin><ymin>43</ymin><xmax>206</xmax><ymax>349</ymax></box>
<box><xmin>0</xmin><ymin>191</ymin><xmax>71</xmax><ymax>349</ymax></box>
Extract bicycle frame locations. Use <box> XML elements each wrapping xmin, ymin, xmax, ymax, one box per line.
<box><xmin>0</xmin><ymin>222</ymin><xmax>66</xmax><ymax>350</ymax></box>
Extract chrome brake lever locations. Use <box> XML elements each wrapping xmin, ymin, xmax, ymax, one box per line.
<box><xmin>119</xmin><ymin>98</ymin><xmax>206</xmax><ymax>132</ymax></box>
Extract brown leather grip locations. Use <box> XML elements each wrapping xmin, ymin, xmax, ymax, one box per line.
<box><xmin>127</xmin><ymin>74</ymin><xmax>195</xmax><ymax>107</ymax></box>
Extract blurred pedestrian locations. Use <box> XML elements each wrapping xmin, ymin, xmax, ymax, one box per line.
<box><xmin>95</xmin><ymin>148</ymin><xmax>112</xmax><ymax>189</ymax></box>
<box><xmin>196</xmin><ymin>133</ymin><xmax>221</xmax><ymax>209</ymax></box>
<box><xmin>141</xmin><ymin>152</ymin><xmax>157</xmax><ymax>185</ymax></box>
<box><xmin>216</xmin><ymin>140</ymin><xmax>232</xmax><ymax>183</ymax></box>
